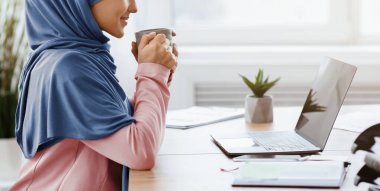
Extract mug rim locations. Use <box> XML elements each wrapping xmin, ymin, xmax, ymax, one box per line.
<box><xmin>135</xmin><ymin>28</ymin><xmax>172</xmax><ymax>34</ymax></box>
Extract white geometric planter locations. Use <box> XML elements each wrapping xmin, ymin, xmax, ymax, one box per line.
<box><xmin>0</xmin><ymin>138</ymin><xmax>22</xmax><ymax>181</ymax></box>
<box><xmin>244</xmin><ymin>95</ymin><xmax>273</xmax><ymax>123</ymax></box>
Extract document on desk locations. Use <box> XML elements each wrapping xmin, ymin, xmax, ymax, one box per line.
<box><xmin>233</xmin><ymin>161</ymin><xmax>347</xmax><ymax>188</ymax></box>
<box><xmin>166</xmin><ymin>106</ymin><xmax>244</xmax><ymax>129</ymax></box>
<box><xmin>333</xmin><ymin>111</ymin><xmax>380</xmax><ymax>133</ymax></box>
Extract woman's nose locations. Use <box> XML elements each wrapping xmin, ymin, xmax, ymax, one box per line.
<box><xmin>128</xmin><ymin>0</ymin><xmax>138</xmax><ymax>13</ymax></box>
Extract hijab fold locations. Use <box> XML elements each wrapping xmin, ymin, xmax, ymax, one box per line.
<box><xmin>16</xmin><ymin>1</ymin><xmax>134</xmax><ymax>190</ymax></box>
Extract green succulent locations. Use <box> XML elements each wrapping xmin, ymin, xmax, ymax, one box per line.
<box><xmin>240</xmin><ymin>69</ymin><xmax>280</xmax><ymax>98</ymax></box>
<box><xmin>0</xmin><ymin>0</ymin><xmax>29</xmax><ymax>138</ymax></box>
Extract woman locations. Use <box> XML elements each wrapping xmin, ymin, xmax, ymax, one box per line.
<box><xmin>10</xmin><ymin>0</ymin><xmax>178</xmax><ymax>190</ymax></box>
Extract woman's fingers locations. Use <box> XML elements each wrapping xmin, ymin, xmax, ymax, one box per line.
<box><xmin>152</xmin><ymin>34</ymin><xmax>167</xmax><ymax>44</ymax></box>
<box><xmin>139</xmin><ymin>32</ymin><xmax>156</xmax><ymax>49</ymax></box>
<box><xmin>137</xmin><ymin>31</ymin><xmax>178</xmax><ymax>71</ymax></box>
<box><xmin>131</xmin><ymin>41</ymin><xmax>138</xmax><ymax>61</ymax></box>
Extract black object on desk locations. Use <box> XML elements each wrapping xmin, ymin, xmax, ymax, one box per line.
<box><xmin>352</xmin><ymin>124</ymin><xmax>380</xmax><ymax>154</ymax></box>
<box><xmin>354</xmin><ymin>165</ymin><xmax>380</xmax><ymax>186</ymax></box>
<box><xmin>351</xmin><ymin>123</ymin><xmax>380</xmax><ymax>190</ymax></box>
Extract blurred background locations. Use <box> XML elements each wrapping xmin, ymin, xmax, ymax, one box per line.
<box><xmin>114</xmin><ymin>0</ymin><xmax>380</xmax><ymax>110</ymax></box>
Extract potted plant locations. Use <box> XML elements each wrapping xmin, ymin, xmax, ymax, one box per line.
<box><xmin>0</xmin><ymin>0</ymin><xmax>29</xmax><ymax>181</ymax></box>
<box><xmin>240</xmin><ymin>69</ymin><xmax>280</xmax><ymax>123</ymax></box>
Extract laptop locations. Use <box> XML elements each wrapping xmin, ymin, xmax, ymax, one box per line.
<box><xmin>211</xmin><ymin>57</ymin><xmax>357</xmax><ymax>156</ymax></box>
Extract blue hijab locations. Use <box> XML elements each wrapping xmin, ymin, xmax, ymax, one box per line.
<box><xmin>16</xmin><ymin>0</ymin><xmax>134</xmax><ymax>190</ymax></box>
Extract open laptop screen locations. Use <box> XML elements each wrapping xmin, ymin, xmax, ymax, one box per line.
<box><xmin>295</xmin><ymin>58</ymin><xmax>357</xmax><ymax>149</ymax></box>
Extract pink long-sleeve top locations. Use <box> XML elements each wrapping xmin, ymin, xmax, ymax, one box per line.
<box><xmin>10</xmin><ymin>63</ymin><xmax>171</xmax><ymax>191</ymax></box>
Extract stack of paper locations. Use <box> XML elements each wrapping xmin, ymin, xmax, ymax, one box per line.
<box><xmin>233</xmin><ymin>161</ymin><xmax>347</xmax><ymax>188</ymax></box>
<box><xmin>334</xmin><ymin>111</ymin><xmax>380</xmax><ymax>133</ymax></box>
<box><xmin>166</xmin><ymin>106</ymin><xmax>244</xmax><ymax>129</ymax></box>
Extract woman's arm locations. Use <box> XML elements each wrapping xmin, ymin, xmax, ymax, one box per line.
<box><xmin>82</xmin><ymin>63</ymin><xmax>170</xmax><ymax>170</ymax></box>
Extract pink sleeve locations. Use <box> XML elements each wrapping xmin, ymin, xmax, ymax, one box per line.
<box><xmin>82</xmin><ymin>63</ymin><xmax>170</xmax><ymax>170</ymax></box>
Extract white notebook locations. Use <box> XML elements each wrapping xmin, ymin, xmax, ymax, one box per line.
<box><xmin>233</xmin><ymin>161</ymin><xmax>347</xmax><ymax>188</ymax></box>
<box><xmin>166</xmin><ymin>106</ymin><xmax>244</xmax><ymax>129</ymax></box>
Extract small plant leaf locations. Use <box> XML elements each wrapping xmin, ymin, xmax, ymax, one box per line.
<box><xmin>264</xmin><ymin>76</ymin><xmax>269</xmax><ymax>83</ymax></box>
<box><xmin>239</xmin><ymin>70</ymin><xmax>280</xmax><ymax>98</ymax></box>
<box><xmin>239</xmin><ymin>74</ymin><xmax>257</xmax><ymax>96</ymax></box>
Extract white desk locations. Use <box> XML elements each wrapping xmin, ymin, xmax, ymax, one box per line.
<box><xmin>129</xmin><ymin>105</ymin><xmax>380</xmax><ymax>191</ymax></box>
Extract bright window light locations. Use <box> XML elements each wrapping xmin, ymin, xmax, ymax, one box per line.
<box><xmin>360</xmin><ymin>0</ymin><xmax>380</xmax><ymax>36</ymax></box>
<box><xmin>173</xmin><ymin>0</ymin><xmax>329</xmax><ymax>27</ymax></box>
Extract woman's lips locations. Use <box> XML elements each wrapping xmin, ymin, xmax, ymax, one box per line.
<box><xmin>120</xmin><ymin>17</ymin><xmax>129</xmax><ymax>26</ymax></box>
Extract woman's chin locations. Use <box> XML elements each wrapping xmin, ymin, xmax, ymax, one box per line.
<box><xmin>109</xmin><ymin>30</ymin><xmax>124</xmax><ymax>38</ymax></box>
<box><xmin>115</xmin><ymin>32</ymin><xmax>124</xmax><ymax>38</ymax></box>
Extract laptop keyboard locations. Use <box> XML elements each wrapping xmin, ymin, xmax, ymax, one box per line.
<box><xmin>250</xmin><ymin>131</ymin><xmax>319</xmax><ymax>152</ymax></box>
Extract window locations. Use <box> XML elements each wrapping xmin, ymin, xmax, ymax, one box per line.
<box><xmin>359</xmin><ymin>0</ymin><xmax>380</xmax><ymax>43</ymax></box>
<box><xmin>130</xmin><ymin>0</ymin><xmax>380</xmax><ymax>109</ymax></box>
<box><xmin>135</xmin><ymin>0</ymin><xmax>380</xmax><ymax>45</ymax></box>
<box><xmin>174</xmin><ymin>0</ymin><xmax>330</xmax><ymax>27</ymax></box>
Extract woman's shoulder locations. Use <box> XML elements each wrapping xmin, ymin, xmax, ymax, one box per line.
<box><xmin>41</xmin><ymin>49</ymin><xmax>101</xmax><ymax>80</ymax></box>
<box><xmin>46</xmin><ymin>49</ymin><xmax>98</xmax><ymax>69</ymax></box>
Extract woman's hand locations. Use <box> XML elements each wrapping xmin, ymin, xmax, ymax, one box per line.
<box><xmin>131</xmin><ymin>32</ymin><xmax>175</xmax><ymax>70</ymax></box>
<box><xmin>131</xmin><ymin>32</ymin><xmax>178</xmax><ymax>71</ymax></box>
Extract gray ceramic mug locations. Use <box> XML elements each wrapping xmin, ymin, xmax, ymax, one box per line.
<box><xmin>135</xmin><ymin>28</ymin><xmax>173</xmax><ymax>47</ymax></box>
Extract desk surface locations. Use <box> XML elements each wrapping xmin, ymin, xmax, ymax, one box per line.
<box><xmin>129</xmin><ymin>105</ymin><xmax>380</xmax><ymax>191</ymax></box>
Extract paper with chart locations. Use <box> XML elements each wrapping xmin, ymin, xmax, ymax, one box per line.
<box><xmin>166</xmin><ymin>106</ymin><xmax>244</xmax><ymax>129</ymax></box>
